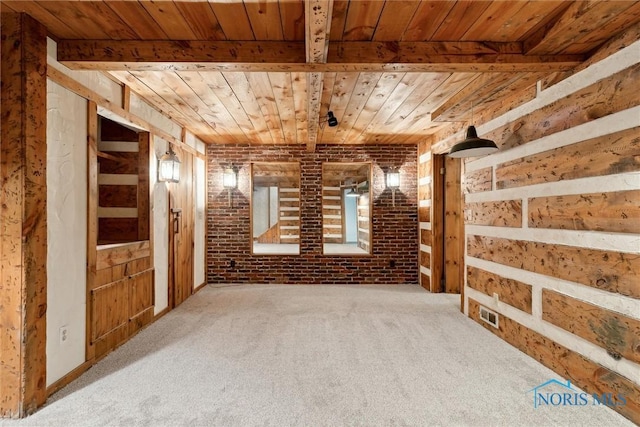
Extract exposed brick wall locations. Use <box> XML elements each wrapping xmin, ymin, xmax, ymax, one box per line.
<box><xmin>206</xmin><ymin>144</ymin><xmax>418</xmax><ymax>284</ymax></box>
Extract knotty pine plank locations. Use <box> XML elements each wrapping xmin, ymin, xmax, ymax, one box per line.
<box><xmin>464</xmin><ymin>200</ymin><xmax>522</xmax><ymax>227</ymax></box>
<box><xmin>467</xmin><ymin>235</ymin><xmax>640</xmax><ymax>299</ymax></box>
<box><xmin>0</xmin><ymin>12</ymin><xmax>48</xmax><ymax>417</ymax></box>
<box><xmin>528</xmin><ymin>190</ymin><xmax>640</xmax><ymax>234</ymax></box>
<box><xmin>174</xmin><ymin>2</ymin><xmax>226</xmax><ymax>41</ymax></box>
<box><xmin>496</xmin><ymin>126</ymin><xmax>640</xmax><ymax>189</ymax></box>
<box><xmin>542</xmin><ymin>289</ymin><xmax>640</xmax><ymax>364</ymax></box>
<box><xmin>372</xmin><ymin>1</ymin><xmax>420</xmax><ymax>41</ymax></box>
<box><xmin>209</xmin><ymin>1</ymin><xmax>255</xmax><ymax>40</ymax></box>
<box><xmin>467</xmin><ymin>267</ymin><xmax>532</xmax><ymax>314</ymax></box>
<box><xmin>222</xmin><ymin>71</ymin><xmax>274</xmax><ymax>144</ymax></box>
<box><xmin>463</xmin><ymin>167</ymin><xmax>492</xmax><ymax>194</ymax></box>
<box><xmin>104</xmin><ymin>1</ymin><xmax>169</xmax><ymax>39</ymax></box>
<box><xmin>342</xmin><ymin>0</ymin><xmax>385</xmax><ymax>41</ymax></box>
<box><xmin>330</xmin><ymin>72</ymin><xmax>379</xmax><ymax>144</ymax></box>
<box><xmin>485</xmin><ymin>64</ymin><xmax>640</xmax><ymax>151</ymax></box>
<box><xmin>244</xmin><ymin>1</ymin><xmax>284</xmax><ymax>40</ymax></box>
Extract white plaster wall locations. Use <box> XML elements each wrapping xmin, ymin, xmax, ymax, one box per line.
<box><xmin>47</xmin><ymin>38</ymin><xmax>122</xmax><ymax>106</ymax></box>
<box><xmin>153</xmin><ymin>137</ymin><xmax>170</xmax><ymax>314</ymax></box>
<box><xmin>194</xmin><ymin>156</ymin><xmax>206</xmax><ymax>289</ymax></box>
<box><xmin>462</xmin><ymin>40</ymin><xmax>640</xmax><ymax>384</ymax></box>
<box><xmin>46</xmin><ymin>80</ymin><xmax>87</xmax><ymax>386</ymax></box>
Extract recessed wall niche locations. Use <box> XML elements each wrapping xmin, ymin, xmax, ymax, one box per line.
<box><xmin>97</xmin><ymin>117</ymin><xmax>150</xmax><ymax>245</ymax></box>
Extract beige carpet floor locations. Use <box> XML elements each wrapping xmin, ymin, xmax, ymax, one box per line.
<box><xmin>2</xmin><ymin>284</ymin><xmax>633</xmax><ymax>426</ymax></box>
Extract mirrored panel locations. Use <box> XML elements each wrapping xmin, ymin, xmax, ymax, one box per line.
<box><xmin>322</xmin><ymin>162</ymin><xmax>372</xmax><ymax>255</ymax></box>
<box><xmin>251</xmin><ymin>162</ymin><xmax>300</xmax><ymax>255</ymax></box>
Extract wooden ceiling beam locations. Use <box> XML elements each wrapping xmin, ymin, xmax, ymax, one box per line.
<box><xmin>58</xmin><ymin>40</ymin><xmax>585</xmax><ymax>73</ymax></box>
<box><xmin>305</xmin><ymin>0</ymin><xmax>333</xmax><ymax>152</ymax></box>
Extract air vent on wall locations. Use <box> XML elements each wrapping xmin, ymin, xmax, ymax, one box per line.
<box><xmin>479</xmin><ymin>306</ymin><xmax>499</xmax><ymax>328</ymax></box>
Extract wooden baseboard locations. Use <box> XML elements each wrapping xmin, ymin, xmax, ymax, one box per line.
<box><xmin>193</xmin><ymin>282</ymin><xmax>207</xmax><ymax>293</ymax></box>
<box><xmin>154</xmin><ymin>306</ymin><xmax>171</xmax><ymax>320</ymax></box>
<box><xmin>46</xmin><ymin>360</ymin><xmax>93</xmax><ymax>397</ymax></box>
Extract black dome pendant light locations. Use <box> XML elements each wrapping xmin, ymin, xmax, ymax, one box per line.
<box><xmin>448</xmin><ymin>104</ymin><xmax>498</xmax><ymax>158</ymax></box>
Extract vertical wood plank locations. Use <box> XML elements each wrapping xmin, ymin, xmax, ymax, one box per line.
<box><xmin>86</xmin><ymin>100</ymin><xmax>98</xmax><ymax>362</ymax></box>
<box><xmin>137</xmin><ymin>132</ymin><xmax>150</xmax><ymax>240</ymax></box>
<box><xmin>0</xmin><ymin>12</ymin><xmax>48</xmax><ymax>417</ymax></box>
<box><xmin>430</xmin><ymin>154</ymin><xmax>445</xmax><ymax>293</ymax></box>
<box><xmin>444</xmin><ymin>157</ymin><xmax>463</xmax><ymax>294</ymax></box>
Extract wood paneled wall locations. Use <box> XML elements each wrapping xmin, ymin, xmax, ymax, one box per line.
<box><xmin>0</xmin><ymin>12</ymin><xmax>48</xmax><ymax>418</ymax></box>
<box><xmin>90</xmin><ymin>242</ymin><xmax>154</xmax><ymax>360</ymax></box>
<box><xmin>459</xmin><ymin>40</ymin><xmax>639</xmax><ymax>423</ymax></box>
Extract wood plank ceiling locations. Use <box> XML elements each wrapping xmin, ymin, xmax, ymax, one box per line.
<box><xmin>4</xmin><ymin>1</ymin><xmax>640</xmax><ymax>147</ymax></box>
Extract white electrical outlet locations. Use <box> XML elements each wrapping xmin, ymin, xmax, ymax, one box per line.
<box><xmin>59</xmin><ymin>325</ymin><xmax>69</xmax><ymax>344</ymax></box>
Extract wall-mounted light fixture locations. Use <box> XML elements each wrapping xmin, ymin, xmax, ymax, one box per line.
<box><xmin>158</xmin><ymin>145</ymin><xmax>181</xmax><ymax>183</ymax></box>
<box><xmin>386</xmin><ymin>167</ymin><xmax>400</xmax><ymax>207</ymax></box>
<box><xmin>223</xmin><ymin>166</ymin><xmax>237</xmax><ymax>207</ymax></box>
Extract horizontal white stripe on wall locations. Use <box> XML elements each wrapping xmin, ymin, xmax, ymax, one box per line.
<box><xmin>466</xmin><ymin>106</ymin><xmax>640</xmax><ymax>172</ymax></box>
<box><xmin>420</xmin><ymin>244</ymin><xmax>431</xmax><ymax>253</ymax></box>
<box><xmin>324</xmin><ymin>204</ymin><xmax>341</xmax><ymax>209</ymax></box>
<box><xmin>323</xmin><ymin>195</ymin><xmax>341</xmax><ymax>200</ymax></box>
<box><xmin>324</xmin><ymin>215</ymin><xmax>341</xmax><ymax>220</ymax></box>
<box><xmin>98</xmin><ymin>140</ymin><xmax>139</xmax><ymax>153</ymax></box>
<box><xmin>98</xmin><ymin>174</ymin><xmax>139</xmax><ymax>185</ymax></box>
<box><xmin>280</xmin><ymin>188</ymin><xmax>299</xmax><ymax>193</ymax></box>
<box><xmin>419</xmin><ymin>151</ymin><xmax>431</xmax><ymax>164</ymax></box>
<box><xmin>280</xmin><ymin>216</ymin><xmax>299</xmax><ymax>221</ymax></box>
<box><xmin>420</xmin><ymin>222</ymin><xmax>431</xmax><ymax>231</ymax></box>
<box><xmin>419</xmin><ymin>199</ymin><xmax>431</xmax><ymax>208</ymax></box>
<box><xmin>280</xmin><ymin>198</ymin><xmax>300</xmax><ymax>202</ymax></box>
<box><xmin>97</xmin><ymin>207</ymin><xmax>138</xmax><ymax>218</ymax></box>
<box><xmin>466</xmin><ymin>256</ymin><xmax>640</xmax><ymax>320</ymax></box>
<box><xmin>465</xmin><ymin>287</ymin><xmax>640</xmax><ymax>384</ymax></box>
<box><xmin>323</xmin><ymin>186</ymin><xmax>340</xmax><ymax>191</ymax></box>
<box><xmin>466</xmin><ymin>225</ymin><xmax>639</xmax><ymax>254</ymax></box>
<box><xmin>280</xmin><ymin>207</ymin><xmax>299</xmax><ymax>211</ymax></box>
<box><xmin>358</xmin><ymin>228</ymin><xmax>369</xmax><ymax>234</ymax></box>
<box><xmin>420</xmin><ymin>265</ymin><xmax>431</xmax><ymax>276</ymax></box>
<box><xmin>419</xmin><ymin>176</ymin><xmax>432</xmax><ymax>186</ymax></box>
<box><xmin>280</xmin><ymin>235</ymin><xmax>299</xmax><ymax>239</ymax></box>
<box><xmin>324</xmin><ymin>224</ymin><xmax>341</xmax><ymax>229</ymax></box>
<box><xmin>280</xmin><ymin>226</ymin><xmax>299</xmax><ymax>230</ymax></box>
<box><xmin>465</xmin><ymin>171</ymin><xmax>640</xmax><ymax>203</ymax></box>
<box><xmin>323</xmin><ymin>233</ymin><xmax>342</xmax><ymax>238</ymax></box>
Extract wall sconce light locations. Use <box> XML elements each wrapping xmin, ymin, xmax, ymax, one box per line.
<box><xmin>158</xmin><ymin>145</ymin><xmax>181</xmax><ymax>183</ymax></box>
<box><xmin>223</xmin><ymin>166</ymin><xmax>237</xmax><ymax>207</ymax></box>
<box><xmin>386</xmin><ymin>167</ymin><xmax>400</xmax><ymax>207</ymax></box>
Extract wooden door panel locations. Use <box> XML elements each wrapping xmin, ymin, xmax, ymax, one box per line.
<box><xmin>91</xmin><ymin>278</ymin><xmax>128</xmax><ymax>342</ymax></box>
